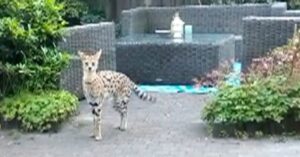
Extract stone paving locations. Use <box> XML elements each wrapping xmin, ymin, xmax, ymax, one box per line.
<box><xmin>1</xmin><ymin>93</ymin><xmax>300</xmax><ymax>157</ymax></box>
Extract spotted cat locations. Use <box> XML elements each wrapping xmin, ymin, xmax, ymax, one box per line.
<box><xmin>78</xmin><ymin>49</ymin><xmax>156</xmax><ymax>141</ymax></box>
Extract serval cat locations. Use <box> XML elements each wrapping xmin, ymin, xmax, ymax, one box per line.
<box><xmin>78</xmin><ymin>49</ymin><xmax>156</xmax><ymax>141</ymax></box>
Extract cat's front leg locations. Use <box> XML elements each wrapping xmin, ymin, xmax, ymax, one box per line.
<box><xmin>88</xmin><ymin>100</ymin><xmax>98</xmax><ymax>138</ymax></box>
<box><xmin>93</xmin><ymin>107</ymin><xmax>103</xmax><ymax>141</ymax></box>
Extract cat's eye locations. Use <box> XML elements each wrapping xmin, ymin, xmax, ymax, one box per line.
<box><xmin>92</xmin><ymin>62</ymin><xmax>95</xmax><ymax>66</ymax></box>
<box><xmin>85</xmin><ymin>62</ymin><xmax>88</xmax><ymax>66</ymax></box>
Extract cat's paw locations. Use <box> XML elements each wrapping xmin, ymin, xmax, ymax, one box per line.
<box><xmin>116</xmin><ymin>126</ymin><xmax>126</xmax><ymax>131</ymax></box>
<box><xmin>89</xmin><ymin>133</ymin><xmax>95</xmax><ymax>138</ymax></box>
<box><xmin>95</xmin><ymin>135</ymin><xmax>102</xmax><ymax>141</ymax></box>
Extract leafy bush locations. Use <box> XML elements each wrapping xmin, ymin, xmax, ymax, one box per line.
<box><xmin>59</xmin><ymin>0</ymin><xmax>106</xmax><ymax>26</ymax></box>
<box><xmin>0</xmin><ymin>90</ymin><xmax>78</xmax><ymax>132</ymax></box>
<box><xmin>0</xmin><ymin>0</ymin><xmax>79</xmax><ymax>132</ymax></box>
<box><xmin>203</xmin><ymin>78</ymin><xmax>289</xmax><ymax>125</ymax></box>
<box><xmin>200</xmin><ymin>25</ymin><xmax>300</xmax><ymax>136</ymax></box>
<box><xmin>285</xmin><ymin>0</ymin><xmax>300</xmax><ymax>9</ymax></box>
<box><xmin>59</xmin><ymin>0</ymin><xmax>88</xmax><ymax>26</ymax></box>
<box><xmin>0</xmin><ymin>0</ymin><xmax>66</xmax><ymax>64</ymax></box>
<box><xmin>0</xmin><ymin>0</ymin><xmax>69</xmax><ymax>96</ymax></box>
<box><xmin>3</xmin><ymin>47</ymin><xmax>70</xmax><ymax>91</ymax></box>
<box><xmin>81</xmin><ymin>11</ymin><xmax>106</xmax><ymax>24</ymax></box>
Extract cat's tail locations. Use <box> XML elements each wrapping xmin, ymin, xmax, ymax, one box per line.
<box><xmin>132</xmin><ymin>85</ymin><xmax>156</xmax><ymax>103</ymax></box>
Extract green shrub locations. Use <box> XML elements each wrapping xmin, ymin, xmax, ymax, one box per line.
<box><xmin>0</xmin><ymin>0</ymin><xmax>66</xmax><ymax>63</ymax></box>
<box><xmin>5</xmin><ymin>47</ymin><xmax>70</xmax><ymax>91</ymax></box>
<box><xmin>203</xmin><ymin>78</ymin><xmax>289</xmax><ymax>125</ymax></box>
<box><xmin>0</xmin><ymin>0</ymin><xmax>77</xmax><ymax>132</ymax></box>
<box><xmin>59</xmin><ymin>0</ymin><xmax>106</xmax><ymax>26</ymax></box>
<box><xmin>285</xmin><ymin>83</ymin><xmax>300</xmax><ymax>120</ymax></box>
<box><xmin>201</xmin><ymin>26</ymin><xmax>300</xmax><ymax>136</ymax></box>
<box><xmin>0</xmin><ymin>0</ymin><xmax>69</xmax><ymax>96</ymax></box>
<box><xmin>59</xmin><ymin>0</ymin><xmax>88</xmax><ymax>26</ymax></box>
<box><xmin>80</xmin><ymin>11</ymin><xmax>106</xmax><ymax>24</ymax></box>
<box><xmin>286</xmin><ymin>0</ymin><xmax>300</xmax><ymax>9</ymax></box>
<box><xmin>0</xmin><ymin>90</ymin><xmax>78</xmax><ymax>132</ymax></box>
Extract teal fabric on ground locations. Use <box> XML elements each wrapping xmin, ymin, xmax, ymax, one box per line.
<box><xmin>138</xmin><ymin>62</ymin><xmax>241</xmax><ymax>94</ymax></box>
<box><xmin>138</xmin><ymin>85</ymin><xmax>217</xmax><ymax>94</ymax></box>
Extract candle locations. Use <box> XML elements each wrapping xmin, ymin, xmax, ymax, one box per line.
<box><xmin>185</xmin><ymin>25</ymin><xmax>193</xmax><ymax>41</ymax></box>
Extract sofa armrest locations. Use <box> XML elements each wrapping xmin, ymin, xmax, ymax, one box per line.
<box><xmin>284</xmin><ymin>10</ymin><xmax>300</xmax><ymax>17</ymax></box>
<box><xmin>120</xmin><ymin>8</ymin><xmax>148</xmax><ymax>36</ymax></box>
<box><xmin>242</xmin><ymin>16</ymin><xmax>300</xmax><ymax>69</ymax></box>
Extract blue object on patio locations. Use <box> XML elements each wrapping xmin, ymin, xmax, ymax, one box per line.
<box><xmin>138</xmin><ymin>85</ymin><xmax>217</xmax><ymax>94</ymax></box>
<box><xmin>138</xmin><ymin>62</ymin><xmax>242</xmax><ymax>94</ymax></box>
<box><xmin>226</xmin><ymin>62</ymin><xmax>242</xmax><ymax>86</ymax></box>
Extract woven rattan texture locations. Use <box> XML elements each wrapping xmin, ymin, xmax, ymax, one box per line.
<box><xmin>116</xmin><ymin>35</ymin><xmax>235</xmax><ymax>84</ymax></box>
<box><xmin>242</xmin><ymin>17</ymin><xmax>300</xmax><ymax>68</ymax></box>
<box><xmin>120</xmin><ymin>3</ymin><xmax>282</xmax><ymax>36</ymax></box>
<box><xmin>121</xmin><ymin>9</ymin><xmax>148</xmax><ymax>36</ymax></box>
<box><xmin>146</xmin><ymin>4</ymin><xmax>272</xmax><ymax>35</ymax></box>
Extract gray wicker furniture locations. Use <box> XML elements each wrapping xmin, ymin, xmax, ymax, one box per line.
<box><xmin>120</xmin><ymin>4</ymin><xmax>267</xmax><ymax>62</ymax></box>
<box><xmin>117</xmin><ymin>34</ymin><xmax>235</xmax><ymax>84</ymax></box>
<box><xmin>58</xmin><ymin>23</ymin><xmax>116</xmax><ymax>99</ymax></box>
<box><xmin>121</xmin><ymin>4</ymin><xmax>276</xmax><ymax>36</ymax></box>
<box><xmin>242</xmin><ymin>16</ymin><xmax>300</xmax><ymax>68</ymax></box>
<box><xmin>119</xmin><ymin>2</ymin><xmax>300</xmax><ymax>82</ymax></box>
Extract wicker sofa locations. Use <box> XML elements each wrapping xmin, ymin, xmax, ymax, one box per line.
<box><xmin>117</xmin><ymin>34</ymin><xmax>235</xmax><ymax>84</ymax></box>
<box><xmin>117</xmin><ymin>2</ymin><xmax>300</xmax><ymax>84</ymax></box>
<box><xmin>120</xmin><ymin>3</ymin><xmax>277</xmax><ymax>62</ymax></box>
<box><xmin>58</xmin><ymin>23</ymin><xmax>116</xmax><ymax>99</ymax></box>
<box><xmin>242</xmin><ymin>16</ymin><xmax>300</xmax><ymax>67</ymax></box>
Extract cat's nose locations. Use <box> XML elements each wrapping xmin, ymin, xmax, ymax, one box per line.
<box><xmin>88</xmin><ymin>67</ymin><xmax>92</xmax><ymax>71</ymax></box>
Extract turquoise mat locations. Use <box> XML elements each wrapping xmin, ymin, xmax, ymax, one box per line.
<box><xmin>138</xmin><ymin>85</ymin><xmax>217</xmax><ymax>94</ymax></box>
<box><xmin>138</xmin><ymin>62</ymin><xmax>242</xmax><ymax>94</ymax></box>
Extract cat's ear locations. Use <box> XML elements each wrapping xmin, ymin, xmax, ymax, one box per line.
<box><xmin>77</xmin><ymin>51</ymin><xmax>84</xmax><ymax>58</ymax></box>
<box><xmin>95</xmin><ymin>49</ymin><xmax>102</xmax><ymax>59</ymax></box>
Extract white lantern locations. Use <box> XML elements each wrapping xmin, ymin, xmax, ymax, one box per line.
<box><xmin>170</xmin><ymin>12</ymin><xmax>185</xmax><ymax>39</ymax></box>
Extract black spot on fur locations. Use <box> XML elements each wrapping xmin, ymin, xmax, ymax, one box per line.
<box><xmin>89</xmin><ymin>102</ymin><xmax>98</xmax><ymax>107</ymax></box>
<box><xmin>92</xmin><ymin>109</ymin><xmax>99</xmax><ymax>116</ymax></box>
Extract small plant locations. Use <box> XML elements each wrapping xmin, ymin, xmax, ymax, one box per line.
<box><xmin>193</xmin><ymin>60</ymin><xmax>233</xmax><ymax>88</ymax></box>
<box><xmin>0</xmin><ymin>90</ymin><xmax>78</xmax><ymax>132</ymax></box>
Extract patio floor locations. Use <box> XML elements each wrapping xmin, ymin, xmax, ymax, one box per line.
<box><xmin>1</xmin><ymin>93</ymin><xmax>300</xmax><ymax>157</ymax></box>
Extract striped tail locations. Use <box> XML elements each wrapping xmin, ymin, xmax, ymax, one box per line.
<box><xmin>132</xmin><ymin>85</ymin><xmax>156</xmax><ymax>103</ymax></box>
